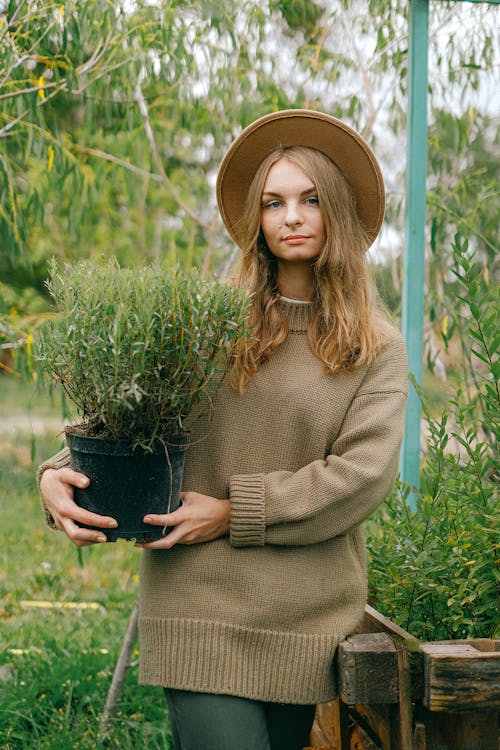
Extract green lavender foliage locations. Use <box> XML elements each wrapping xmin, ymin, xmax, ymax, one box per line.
<box><xmin>36</xmin><ymin>259</ymin><xmax>251</xmax><ymax>445</ymax></box>
<box><xmin>367</xmin><ymin>235</ymin><xmax>499</xmax><ymax>640</ymax></box>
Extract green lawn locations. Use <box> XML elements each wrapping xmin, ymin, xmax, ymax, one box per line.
<box><xmin>0</xmin><ymin>376</ymin><xmax>64</xmax><ymax>419</ymax></box>
<box><xmin>0</xmin><ymin>381</ymin><xmax>172</xmax><ymax>749</ymax></box>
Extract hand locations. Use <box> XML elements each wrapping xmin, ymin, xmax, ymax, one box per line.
<box><xmin>40</xmin><ymin>467</ymin><xmax>118</xmax><ymax>547</ymax></box>
<box><xmin>138</xmin><ymin>491</ymin><xmax>230</xmax><ymax>550</ymax></box>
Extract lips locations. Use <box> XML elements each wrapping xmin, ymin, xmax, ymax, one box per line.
<box><xmin>283</xmin><ymin>234</ymin><xmax>311</xmax><ymax>241</ymax></box>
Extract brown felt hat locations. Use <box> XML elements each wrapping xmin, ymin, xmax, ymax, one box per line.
<box><xmin>216</xmin><ymin>108</ymin><xmax>385</xmax><ymax>249</ymax></box>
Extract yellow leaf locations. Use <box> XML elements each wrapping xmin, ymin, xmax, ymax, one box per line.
<box><xmin>26</xmin><ymin>333</ymin><xmax>33</xmax><ymax>366</ymax></box>
<box><xmin>441</xmin><ymin>315</ymin><xmax>448</xmax><ymax>336</ymax></box>
<box><xmin>483</xmin><ymin>265</ymin><xmax>489</xmax><ymax>285</ymax></box>
<box><xmin>48</xmin><ymin>146</ymin><xmax>55</xmax><ymax>172</ymax></box>
<box><xmin>37</xmin><ymin>75</ymin><xmax>45</xmax><ymax>100</ymax></box>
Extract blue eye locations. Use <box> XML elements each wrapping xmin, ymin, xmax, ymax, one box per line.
<box><xmin>263</xmin><ymin>200</ymin><xmax>281</xmax><ymax>209</ymax></box>
<box><xmin>306</xmin><ymin>196</ymin><xmax>319</xmax><ymax>205</ymax></box>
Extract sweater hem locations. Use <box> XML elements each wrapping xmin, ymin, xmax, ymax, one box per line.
<box><xmin>138</xmin><ymin>616</ymin><xmax>340</xmax><ymax>704</ymax></box>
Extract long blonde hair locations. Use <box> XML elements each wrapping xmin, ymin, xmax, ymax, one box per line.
<box><xmin>230</xmin><ymin>146</ymin><xmax>388</xmax><ymax>392</ymax></box>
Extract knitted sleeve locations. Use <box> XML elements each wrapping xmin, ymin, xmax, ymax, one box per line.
<box><xmin>229</xmin><ymin>334</ymin><xmax>408</xmax><ymax>547</ymax></box>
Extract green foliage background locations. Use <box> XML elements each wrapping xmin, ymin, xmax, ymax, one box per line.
<box><xmin>367</xmin><ymin>236</ymin><xmax>499</xmax><ymax>641</ymax></box>
<box><xmin>1</xmin><ymin>0</ymin><xmax>498</xmax><ymax>307</ymax></box>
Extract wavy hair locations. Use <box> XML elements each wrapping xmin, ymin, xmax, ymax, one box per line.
<box><xmin>229</xmin><ymin>146</ymin><xmax>388</xmax><ymax>392</ymax></box>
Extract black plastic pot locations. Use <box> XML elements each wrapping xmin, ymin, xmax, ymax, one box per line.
<box><xmin>66</xmin><ymin>429</ymin><xmax>189</xmax><ymax>542</ymax></box>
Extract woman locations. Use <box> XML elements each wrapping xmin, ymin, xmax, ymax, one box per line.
<box><xmin>39</xmin><ymin>109</ymin><xmax>408</xmax><ymax>750</ymax></box>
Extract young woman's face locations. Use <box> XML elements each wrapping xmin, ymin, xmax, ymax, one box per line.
<box><xmin>260</xmin><ymin>158</ymin><xmax>326</xmax><ymax>266</ymax></box>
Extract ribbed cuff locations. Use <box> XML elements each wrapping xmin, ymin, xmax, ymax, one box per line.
<box><xmin>229</xmin><ymin>474</ymin><xmax>266</xmax><ymax>547</ymax></box>
<box><xmin>37</xmin><ymin>447</ymin><xmax>71</xmax><ymax>529</ymax></box>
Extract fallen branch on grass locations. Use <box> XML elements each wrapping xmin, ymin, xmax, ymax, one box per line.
<box><xmin>20</xmin><ymin>600</ymin><xmax>101</xmax><ymax>610</ymax></box>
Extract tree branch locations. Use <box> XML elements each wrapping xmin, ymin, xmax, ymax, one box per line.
<box><xmin>134</xmin><ymin>80</ymin><xmax>209</xmax><ymax>229</ymax></box>
<box><xmin>0</xmin><ymin>110</ymin><xmax>28</xmax><ymax>138</ymax></box>
<box><xmin>74</xmin><ymin>145</ymin><xmax>166</xmax><ymax>182</ymax></box>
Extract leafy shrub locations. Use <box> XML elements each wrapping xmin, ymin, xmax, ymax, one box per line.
<box><xmin>367</xmin><ymin>235</ymin><xmax>499</xmax><ymax>640</ymax></box>
<box><xmin>36</xmin><ymin>259</ymin><xmax>251</xmax><ymax>446</ymax></box>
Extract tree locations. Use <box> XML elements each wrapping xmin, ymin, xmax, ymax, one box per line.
<box><xmin>0</xmin><ymin>0</ymin><xmax>498</xmax><ymax>311</ymax></box>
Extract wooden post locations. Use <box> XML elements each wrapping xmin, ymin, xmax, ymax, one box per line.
<box><xmin>401</xmin><ymin>0</ymin><xmax>430</xmax><ymax>499</ymax></box>
<box><xmin>338</xmin><ymin>632</ymin><xmax>399</xmax><ymax>704</ymax></box>
<box><xmin>394</xmin><ymin>645</ymin><xmax>413</xmax><ymax>749</ymax></box>
<box><xmin>98</xmin><ymin>601</ymin><xmax>139</xmax><ymax>741</ymax></box>
<box><xmin>336</xmin><ymin>631</ymin><xmax>414</xmax><ymax>749</ymax></box>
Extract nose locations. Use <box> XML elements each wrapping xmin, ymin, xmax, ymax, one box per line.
<box><xmin>284</xmin><ymin>201</ymin><xmax>304</xmax><ymax>226</ymax></box>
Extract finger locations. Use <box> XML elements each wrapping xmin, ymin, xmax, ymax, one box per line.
<box><xmin>142</xmin><ymin>513</ymin><xmax>169</xmax><ymax>527</ymax></box>
<box><xmin>53</xmin><ymin>495</ymin><xmax>118</xmax><ymax>529</ymax></box>
<box><xmin>137</xmin><ymin>526</ymin><xmax>183</xmax><ymax>550</ymax></box>
<box><xmin>57</xmin><ymin>468</ymin><xmax>91</xmax><ymax>487</ymax></box>
<box><xmin>70</xmin><ymin>505</ymin><xmax>118</xmax><ymax>529</ymax></box>
<box><xmin>60</xmin><ymin>516</ymin><xmax>108</xmax><ymax>545</ymax></box>
<box><xmin>143</xmin><ymin>509</ymin><xmax>184</xmax><ymax>527</ymax></box>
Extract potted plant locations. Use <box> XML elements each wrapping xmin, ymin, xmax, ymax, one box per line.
<box><xmin>36</xmin><ymin>258</ymin><xmax>251</xmax><ymax>542</ymax></box>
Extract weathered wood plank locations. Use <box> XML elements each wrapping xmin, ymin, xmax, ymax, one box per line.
<box><xmin>348</xmin><ymin>648</ymin><xmax>413</xmax><ymax>750</ymax></box>
<box><xmin>350</xmin><ymin>723</ymin><xmax>379</xmax><ymax>749</ymax></box>
<box><xmin>350</xmin><ymin>704</ymin><xmax>394</xmax><ymax>750</ymax></box>
<box><xmin>309</xmin><ymin>699</ymin><xmax>348</xmax><ymax>749</ymax></box>
<box><xmin>338</xmin><ymin>633</ymin><xmax>399</xmax><ymax>705</ymax></box>
<box><xmin>359</xmin><ymin>605</ymin><xmax>424</xmax><ymax>700</ymax></box>
<box><xmin>421</xmin><ymin>641</ymin><xmax>500</xmax><ymax>712</ymax></box>
<box><xmin>416</xmin><ymin>706</ymin><xmax>499</xmax><ymax>750</ymax></box>
<box><xmin>309</xmin><ymin>702</ymin><xmax>336</xmax><ymax>748</ymax></box>
<box><xmin>361</xmin><ymin>605</ymin><xmax>419</xmax><ymax>646</ymax></box>
<box><xmin>422</xmin><ymin>638</ymin><xmax>500</xmax><ymax>653</ymax></box>
<box><xmin>412</xmin><ymin>722</ymin><xmax>427</xmax><ymax>750</ymax></box>
<box><xmin>395</xmin><ymin>644</ymin><xmax>413</xmax><ymax>750</ymax></box>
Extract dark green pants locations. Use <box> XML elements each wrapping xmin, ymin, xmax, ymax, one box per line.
<box><xmin>165</xmin><ymin>689</ymin><xmax>315</xmax><ymax>750</ymax></box>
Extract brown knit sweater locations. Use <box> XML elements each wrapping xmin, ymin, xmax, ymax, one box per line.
<box><xmin>39</xmin><ymin>299</ymin><xmax>408</xmax><ymax>704</ymax></box>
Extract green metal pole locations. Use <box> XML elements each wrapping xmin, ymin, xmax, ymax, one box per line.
<box><xmin>401</xmin><ymin>0</ymin><xmax>429</xmax><ymax>498</ymax></box>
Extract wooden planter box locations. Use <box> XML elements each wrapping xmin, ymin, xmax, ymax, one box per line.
<box><xmin>308</xmin><ymin>605</ymin><xmax>499</xmax><ymax>750</ymax></box>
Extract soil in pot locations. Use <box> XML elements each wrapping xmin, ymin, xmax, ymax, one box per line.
<box><xmin>66</xmin><ymin>429</ymin><xmax>189</xmax><ymax>542</ymax></box>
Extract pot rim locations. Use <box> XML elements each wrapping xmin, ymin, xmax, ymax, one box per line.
<box><xmin>65</xmin><ymin>426</ymin><xmax>190</xmax><ymax>456</ymax></box>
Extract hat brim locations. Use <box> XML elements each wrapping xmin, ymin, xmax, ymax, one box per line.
<box><xmin>216</xmin><ymin>109</ymin><xmax>385</xmax><ymax>250</ymax></box>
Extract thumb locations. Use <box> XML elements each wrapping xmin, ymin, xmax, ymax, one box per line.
<box><xmin>58</xmin><ymin>467</ymin><xmax>90</xmax><ymax>488</ymax></box>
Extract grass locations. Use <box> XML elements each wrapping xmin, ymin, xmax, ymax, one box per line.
<box><xmin>0</xmin><ymin>376</ymin><xmax>65</xmax><ymax>419</ymax></box>
<box><xmin>0</xmin><ymin>380</ymin><xmax>172</xmax><ymax>749</ymax></box>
